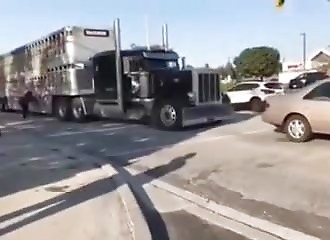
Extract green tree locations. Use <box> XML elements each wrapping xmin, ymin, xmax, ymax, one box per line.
<box><xmin>224</xmin><ymin>61</ymin><xmax>237</xmax><ymax>79</ymax></box>
<box><xmin>234</xmin><ymin>46</ymin><xmax>281</xmax><ymax>79</ymax></box>
<box><xmin>217</xmin><ymin>66</ymin><xmax>227</xmax><ymax>79</ymax></box>
<box><xmin>217</xmin><ymin>62</ymin><xmax>237</xmax><ymax>80</ymax></box>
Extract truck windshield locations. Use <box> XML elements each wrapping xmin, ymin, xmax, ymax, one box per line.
<box><xmin>145</xmin><ymin>59</ymin><xmax>179</xmax><ymax>70</ymax></box>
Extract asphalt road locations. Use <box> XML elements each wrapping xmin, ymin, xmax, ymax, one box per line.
<box><xmin>0</xmin><ymin>111</ymin><xmax>329</xmax><ymax>240</ymax></box>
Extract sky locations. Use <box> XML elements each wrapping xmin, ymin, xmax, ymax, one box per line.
<box><xmin>0</xmin><ymin>0</ymin><xmax>330</xmax><ymax>67</ymax></box>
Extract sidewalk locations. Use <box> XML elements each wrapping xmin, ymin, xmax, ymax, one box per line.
<box><xmin>0</xmin><ymin>133</ymin><xmax>133</xmax><ymax>240</ymax></box>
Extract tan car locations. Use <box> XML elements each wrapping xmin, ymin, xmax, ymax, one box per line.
<box><xmin>262</xmin><ymin>78</ymin><xmax>330</xmax><ymax>142</ymax></box>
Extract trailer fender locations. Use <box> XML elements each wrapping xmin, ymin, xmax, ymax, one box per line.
<box><xmin>75</xmin><ymin>96</ymin><xmax>96</xmax><ymax>116</ymax></box>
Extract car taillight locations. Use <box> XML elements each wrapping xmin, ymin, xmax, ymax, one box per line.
<box><xmin>261</xmin><ymin>89</ymin><xmax>275</xmax><ymax>94</ymax></box>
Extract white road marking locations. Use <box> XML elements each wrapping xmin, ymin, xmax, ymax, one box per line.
<box><xmin>190</xmin><ymin>128</ymin><xmax>270</xmax><ymax>144</ymax></box>
<box><xmin>103</xmin><ymin>129</ymin><xmax>270</xmax><ymax>157</ymax></box>
<box><xmin>41</xmin><ymin>118</ymin><xmax>56</xmax><ymax>122</ymax></box>
<box><xmin>133</xmin><ymin>137</ymin><xmax>151</xmax><ymax>143</ymax></box>
<box><xmin>244</xmin><ymin>129</ymin><xmax>271</xmax><ymax>135</ymax></box>
<box><xmin>102</xmin><ymin>123</ymin><xmax>127</xmax><ymax>127</ymax></box>
<box><xmin>5</xmin><ymin>120</ymin><xmax>34</xmax><ymax>126</ymax></box>
<box><xmin>15</xmin><ymin>125</ymin><xmax>42</xmax><ymax>130</ymax></box>
<box><xmin>0</xmin><ymin>144</ymin><xmax>33</xmax><ymax>152</ymax></box>
<box><xmin>47</xmin><ymin>125</ymin><xmax>139</xmax><ymax>137</ymax></box>
<box><xmin>186</xmin><ymin>202</ymin><xmax>281</xmax><ymax>240</ymax></box>
<box><xmin>0</xmin><ymin>201</ymin><xmax>65</xmax><ymax>230</ymax></box>
<box><xmin>124</xmin><ymin>167</ymin><xmax>320</xmax><ymax>240</ymax></box>
<box><xmin>76</xmin><ymin>142</ymin><xmax>87</xmax><ymax>147</ymax></box>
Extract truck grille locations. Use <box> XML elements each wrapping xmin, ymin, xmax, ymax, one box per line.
<box><xmin>198</xmin><ymin>73</ymin><xmax>220</xmax><ymax>103</ymax></box>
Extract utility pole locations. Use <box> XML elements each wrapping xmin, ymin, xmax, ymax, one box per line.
<box><xmin>300</xmin><ymin>32</ymin><xmax>306</xmax><ymax>70</ymax></box>
<box><xmin>144</xmin><ymin>14</ymin><xmax>150</xmax><ymax>49</ymax></box>
<box><xmin>144</xmin><ymin>0</ymin><xmax>150</xmax><ymax>49</ymax></box>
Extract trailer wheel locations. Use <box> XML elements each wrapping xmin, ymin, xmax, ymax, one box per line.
<box><xmin>151</xmin><ymin>100</ymin><xmax>183</xmax><ymax>130</ymax></box>
<box><xmin>71</xmin><ymin>98</ymin><xmax>87</xmax><ymax>122</ymax></box>
<box><xmin>55</xmin><ymin>97</ymin><xmax>72</xmax><ymax>121</ymax></box>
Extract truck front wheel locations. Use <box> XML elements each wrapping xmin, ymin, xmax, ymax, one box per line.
<box><xmin>151</xmin><ymin>100</ymin><xmax>183</xmax><ymax>130</ymax></box>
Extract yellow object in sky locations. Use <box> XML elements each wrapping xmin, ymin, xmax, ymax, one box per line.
<box><xmin>276</xmin><ymin>0</ymin><xmax>285</xmax><ymax>8</ymax></box>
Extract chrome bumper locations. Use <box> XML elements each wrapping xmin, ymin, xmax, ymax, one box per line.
<box><xmin>182</xmin><ymin>103</ymin><xmax>234</xmax><ymax>127</ymax></box>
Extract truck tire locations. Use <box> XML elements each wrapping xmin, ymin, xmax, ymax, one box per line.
<box><xmin>55</xmin><ymin>97</ymin><xmax>72</xmax><ymax>121</ymax></box>
<box><xmin>151</xmin><ymin>100</ymin><xmax>183</xmax><ymax>130</ymax></box>
<box><xmin>0</xmin><ymin>97</ymin><xmax>9</xmax><ymax>112</ymax></box>
<box><xmin>250</xmin><ymin>97</ymin><xmax>263</xmax><ymax>112</ymax></box>
<box><xmin>72</xmin><ymin>98</ymin><xmax>87</xmax><ymax>122</ymax></box>
<box><xmin>222</xmin><ymin>93</ymin><xmax>231</xmax><ymax>104</ymax></box>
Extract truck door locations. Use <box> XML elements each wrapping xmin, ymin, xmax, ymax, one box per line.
<box><xmin>93</xmin><ymin>54</ymin><xmax>118</xmax><ymax>103</ymax></box>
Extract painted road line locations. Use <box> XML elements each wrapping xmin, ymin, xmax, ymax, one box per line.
<box><xmin>135</xmin><ymin>176</ymin><xmax>280</xmax><ymax>239</ymax></box>
<box><xmin>191</xmin><ymin>128</ymin><xmax>271</xmax><ymax>144</ymax></box>
<box><xmin>101</xmin><ymin>163</ymin><xmax>150</xmax><ymax>240</ymax></box>
<box><xmin>47</xmin><ymin>125</ymin><xmax>139</xmax><ymax>137</ymax></box>
<box><xmin>124</xmin><ymin>167</ymin><xmax>320</xmax><ymax>240</ymax></box>
<box><xmin>186</xmin><ymin>204</ymin><xmax>281</xmax><ymax>240</ymax></box>
<box><xmin>0</xmin><ymin>201</ymin><xmax>64</xmax><ymax>230</ymax></box>
<box><xmin>102</xmin><ymin>129</ymin><xmax>271</xmax><ymax>158</ymax></box>
<box><xmin>5</xmin><ymin>120</ymin><xmax>34</xmax><ymax>126</ymax></box>
<box><xmin>0</xmin><ymin>144</ymin><xmax>33</xmax><ymax>153</ymax></box>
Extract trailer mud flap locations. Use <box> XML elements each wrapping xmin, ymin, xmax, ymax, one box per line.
<box><xmin>181</xmin><ymin>104</ymin><xmax>234</xmax><ymax>127</ymax></box>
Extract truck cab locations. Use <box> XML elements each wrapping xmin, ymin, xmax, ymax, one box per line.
<box><xmin>90</xmin><ymin>47</ymin><xmax>233</xmax><ymax>130</ymax></box>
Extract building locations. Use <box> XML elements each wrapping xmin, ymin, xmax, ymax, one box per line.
<box><xmin>309</xmin><ymin>47</ymin><xmax>330</xmax><ymax>71</ymax></box>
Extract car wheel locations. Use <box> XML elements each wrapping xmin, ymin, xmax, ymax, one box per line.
<box><xmin>250</xmin><ymin>98</ymin><xmax>263</xmax><ymax>112</ymax></box>
<box><xmin>284</xmin><ymin>114</ymin><xmax>312</xmax><ymax>142</ymax></box>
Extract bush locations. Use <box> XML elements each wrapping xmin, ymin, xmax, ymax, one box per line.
<box><xmin>220</xmin><ymin>81</ymin><xmax>236</xmax><ymax>92</ymax></box>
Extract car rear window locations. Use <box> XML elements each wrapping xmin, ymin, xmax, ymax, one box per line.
<box><xmin>264</xmin><ymin>82</ymin><xmax>283</xmax><ymax>89</ymax></box>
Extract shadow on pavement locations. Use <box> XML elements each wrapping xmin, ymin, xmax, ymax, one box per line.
<box><xmin>0</xmin><ymin>109</ymin><xmax>259</xmax><ymax>206</ymax></box>
<box><xmin>0</xmin><ymin>153</ymin><xmax>194</xmax><ymax>239</ymax></box>
<box><xmin>0</xmin><ymin>111</ymin><xmax>256</xmax><ymax>199</ymax></box>
<box><xmin>0</xmin><ymin>109</ymin><xmax>257</xmax><ymax>238</ymax></box>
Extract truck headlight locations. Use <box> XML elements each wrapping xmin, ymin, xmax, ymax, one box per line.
<box><xmin>187</xmin><ymin>92</ymin><xmax>196</xmax><ymax>102</ymax></box>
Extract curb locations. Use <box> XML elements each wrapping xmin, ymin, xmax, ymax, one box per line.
<box><xmin>124</xmin><ymin>167</ymin><xmax>320</xmax><ymax>240</ymax></box>
<box><xmin>100</xmin><ymin>164</ymin><xmax>151</xmax><ymax>240</ymax></box>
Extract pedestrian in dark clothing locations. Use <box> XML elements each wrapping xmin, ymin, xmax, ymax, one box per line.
<box><xmin>18</xmin><ymin>91</ymin><xmax>34</xmax><ymax>119</ymax></box>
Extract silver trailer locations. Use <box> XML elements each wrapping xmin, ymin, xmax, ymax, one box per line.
<box><xmin>0</xmin><ymin>25</ymin><xmax>115</xmax><ymax>115</ymax></box>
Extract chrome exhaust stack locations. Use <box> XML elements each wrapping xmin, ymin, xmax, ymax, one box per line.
<box><xmin>181</xmin><ymin>57</ymin><xmax>186</xmax><ymax>70</ymax></box>
<box><xmin>161</xmin><ymin>23</ymin><xmax>169</xmax><ymax>51</ymax></box>
<box><xmin>114</xmin><ymin>18</ymin><xmax>124</xmax><ymax>112</ymax></box>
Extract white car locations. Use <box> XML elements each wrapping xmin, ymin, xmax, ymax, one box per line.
<box><xmin>226</xmin><ymin>81</ymin><xmax>284</xmax><ymax>112</ymax></box>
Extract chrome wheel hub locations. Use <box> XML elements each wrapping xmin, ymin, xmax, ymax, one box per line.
<box><xmin>288</xmin><ymin>119</ymin><xmax>305</xmax><ymax>139</ymax></box>
<box><xmin>58</xmin><ymin>105</ymin><xmax>66</xmax><ymax>117</ymax></box>
<box><xmin>160</xmin><ymin>105</ymin><xmax>177</xmax><ymax>127</ymax></box>
<box><xmin>73</xmin><ymin>105</ymin><xmax>83</xmax><ymax>118</ymax></box>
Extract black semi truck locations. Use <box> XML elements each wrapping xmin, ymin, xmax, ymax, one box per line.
<box><xmin>0</xmin><ymin>18</ymin><xmax>233</xmax><ymax>130</ymax></box>
<box><xmin>70</xmin><ymin>19</ymin><xmax>234</xmax><ymax>130</ymax></box>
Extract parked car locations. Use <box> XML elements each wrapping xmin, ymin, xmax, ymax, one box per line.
<box><xmin>226</xmin><ymin>81</ymin><xmax>284</xmax><ymax>112</ymax></box>
<box><xmin>262</xmin><ymin>78</ymin><xmax>330</xmax><ymax>142</ymax></box>
<box><xmin>287</xmin><ymin>71</ymin><xmax>328</xmax><ymax>90</ymax></box>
